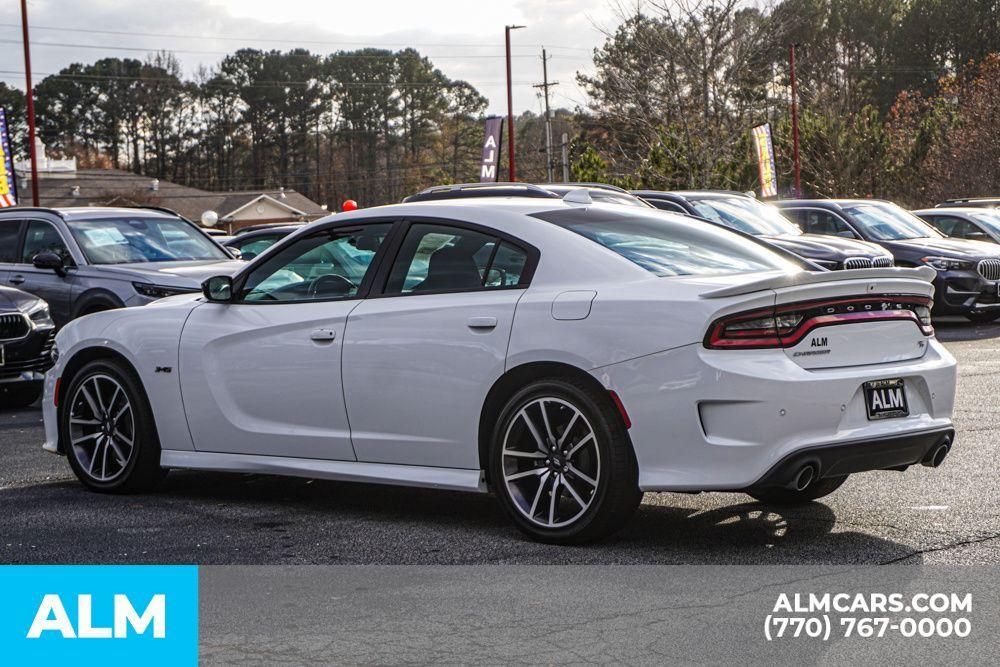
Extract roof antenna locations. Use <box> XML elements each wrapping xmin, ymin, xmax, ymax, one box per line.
<box><xmin>562</xmin><ymin>188</ymin><xmax>592</xmax><ymax>205</ymax></box>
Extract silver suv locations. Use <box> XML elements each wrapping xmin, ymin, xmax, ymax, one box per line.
<box><xmin>0</xmin><ymin>207</ymin><xmax>243</xmax><ymax>326</ymax></box>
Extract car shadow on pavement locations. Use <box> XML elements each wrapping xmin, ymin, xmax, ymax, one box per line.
<box><xmin>0</xmin><ymin>469</ymin><xmax>917</xmax><ymax>566</ymax></box>
<box><xmin>933</xmin><ymin>317</ymin><xmax>1000</xmax><ymax>342</ymax></box>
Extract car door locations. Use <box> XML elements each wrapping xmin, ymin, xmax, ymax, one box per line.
<box><xmin>10</xmin><ymin>219</ymin><xmax>77</xmax><ymax>325</ymax></box>
<box><xmin>342</xmin><ymin>220</ymin><xmax>536</xmax><ymax>469</ymax></box>
<box><xmin>178</xmin><ymin>221</ymin><xmax>396</xmax><ymax>460</ymax></box>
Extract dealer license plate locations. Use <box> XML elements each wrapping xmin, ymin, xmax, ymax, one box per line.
<box><xmin>863</xmin><ymin>378</ymin><xmax>909</xmax><ymax>420</ymax></box>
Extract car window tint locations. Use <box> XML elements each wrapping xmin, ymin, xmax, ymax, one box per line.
<box><xmin>385</xmin><ymin>223</ymin><xmax>503</xmax><ymax>294</ymax></box>
<box><xmin>792</xmin><ymin>209</ymin><xmax>853</xmax><ymax>236</ymax></box>
<box><xmin>240</xmin><ymin>224</ymin><xmax>391</xmax><ymax>302</ymax></box>
<box><xmin>0</xmin><ymin>220</ymin><xmax>20</xmax><ymax>262</ymax></box>
<box><xmin>532</xmin><ymin>208</ymin><xmax>798</xmax><ymax>277</ymax></box>
<box><xmin>484</xmin><ymin>242</ymin><xmax>528</xmax><ymax>287</ymax></box>
<box><xmin>926</xmin><ymin>215</ymin><xmax>959</xmax><ymax>236</ymax></box>
<box><xmin>21</xmin><ymin>221</ymin><xmax>72</xmax><ymax>264</ymax></box>
<box><xmin>235</xmin><ymin>236</ymin><xmax>280</xmax><ymax>259</ymax></box>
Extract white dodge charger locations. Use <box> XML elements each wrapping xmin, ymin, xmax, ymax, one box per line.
<box><xmin>41</xmin><ymin>193</ymin><xmax>957</xmax><ymax>543</ymax></box>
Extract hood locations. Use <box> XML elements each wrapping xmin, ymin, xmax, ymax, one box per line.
<box><xmin>0</xmin><ymin>285</ymin><xmax>41</xmax><ymax>313</ymax></box>
<box><xmin>92</xmin><ymin>260</ymin><xmax>244</xmax><ymax>287</ymax></box>
<box><xmin>880</xmin><ymin>237</ymin><xmax>1000</xmax><ymax>259</ymax></box>
<box><xmin>764</xmin><ymin>233</ymin><xmax>888</xmax><ymax>259</ymax></box>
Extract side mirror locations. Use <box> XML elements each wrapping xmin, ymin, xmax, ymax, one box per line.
<box><xmin>836</xmin><ymin>230</ymin><xmax>858</xmax><ymax>239</ymax></box>
<box><xmin>225</xmin><ymin>246</ymin><xmax>243</xmax><ymax>260</ymax></box>
<box><xmin>241</xmin><ymin>251</ymin><xmax>258</xmax><ymax>261</ymax></box>
<box><xmin>202</xmin><ymin>275</ymin><xmax>234</xmax><ymax>302</ymax></box>
<box><xmin>33</xmin><ymin>251</ymin><xmax>67</xmax><ymax>277</ymax></box>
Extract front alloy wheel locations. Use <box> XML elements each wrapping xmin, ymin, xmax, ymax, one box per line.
<box><xmin>61</xmin><ymin>359</ymin><xmax>166</xmax><ymax>493</ymax></box>
<box><xmin>490</xmin><ymin>378</ymin><xmax>641</xmax><ymax>544</ymax></box>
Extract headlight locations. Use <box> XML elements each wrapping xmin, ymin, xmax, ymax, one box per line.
<box><xmin>920</xmin><ymin>256</ymin><xmax>974</xmax><ymax>271</ymax></box>
<box><xmin>132</xmin><ymin>282</ymin><xmax>199</xmax><ymax>299</ymax></box>
<box><xmin>26</xmin><ymin>300</ymin><xmax>54</xmax><ymax>327</ymax></box>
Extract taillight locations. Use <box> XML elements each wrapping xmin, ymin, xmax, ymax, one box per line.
<box><xmin>705</xmin><ymin>295</ymin><xmax>934</xmax><ymax>350</ymax></box>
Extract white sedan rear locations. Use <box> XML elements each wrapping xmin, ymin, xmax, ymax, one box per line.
<box><xmin>42</xmin><ymin>195</ymin><xmax>956</xmax><ymax>543</ymax></box>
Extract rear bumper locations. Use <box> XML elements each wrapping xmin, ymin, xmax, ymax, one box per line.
<box><xmin>744</xmin><ymin>427</ymin><xmax>954</xmax><ymax>491</ymax></box>
<box><xmin>592</xmin><ymin>338</ymin><xmax>956</xmax><ymax>492</ymax></box>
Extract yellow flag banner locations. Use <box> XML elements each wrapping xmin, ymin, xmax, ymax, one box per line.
<box><xmin>751</xmin><ymin>123</ymin><xmax>778</xmax><ymax>199</ymax></box>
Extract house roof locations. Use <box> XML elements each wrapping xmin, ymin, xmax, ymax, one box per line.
<box><xmin>21</xmin><ymin>168</ymin><xmax>327</xmax><ymax>222</ymax></box>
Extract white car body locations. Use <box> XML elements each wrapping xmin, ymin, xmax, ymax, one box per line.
<box><xmin>42</xmin><ymin>198</ymin><xmax>957</xmax><ymax>498</ymax></box>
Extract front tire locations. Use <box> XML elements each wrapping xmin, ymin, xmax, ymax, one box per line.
<box><xmin>60</xmin><ymin>359</ymin><xmax>167</xmax><ymax>493</ymax></box>
<box><xmin>488</xmin><ymin>378</ymin><xmax>641</xmax><ymax>544</ymax></box>
<box><xmin>748</xmin><ymin>474</ymin><xmax>848</xmax><ymax>505</ymax></box>
<box><xmin>0</xmin><ymin>381</ymin><xmax>43</xmax><ymax>408</ymax></box>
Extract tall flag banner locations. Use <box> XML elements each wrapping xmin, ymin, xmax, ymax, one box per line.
<box><xmin>751</xmin><ymin>123</ymin><xmax>778</xmax><ymax>198</ymax></box>
<box><xmin>479</xmin><ymin>116</ymin><xmax>504</xmax><ymax>182</ymax></box>
<box><xmin>0</xmin><ymin>107</ymin><xmax>17</xmax><ymax>207</ymax></box>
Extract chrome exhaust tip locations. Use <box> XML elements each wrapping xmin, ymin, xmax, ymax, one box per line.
<box><xmin>788</xmin><ymin>464</ymin><xmax>816</xmax><ymax>491</ymax></box>
<box><xmin>922</xmin><ymin>443</ymin><xmax>950</xmax><ymax>468</ymax></box>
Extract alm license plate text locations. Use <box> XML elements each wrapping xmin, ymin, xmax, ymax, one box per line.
<box><xmin>864</xmin><ymin>378</ymin><xmax>909</xmax><ymax>420</ymax></box>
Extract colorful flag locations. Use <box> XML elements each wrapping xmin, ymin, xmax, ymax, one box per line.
<box><xmin>751</xmin><ymin>123</ymin><xmax>778</xmax><ymax>199</ymax></box>
<box><xmin>0</xmin><ymin>107</ymin><xmax>17</xmax><ymax>207</ymax></box>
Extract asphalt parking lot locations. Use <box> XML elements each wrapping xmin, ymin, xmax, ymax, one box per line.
<box><xmin>3</xmin><ymin>318</ymin><xmax>999</xmax><ymax>566</ymax></box>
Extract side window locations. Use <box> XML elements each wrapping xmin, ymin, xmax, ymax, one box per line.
<box><xmin>484</xmin><ymin>242</ymin><xmax>528</xmax><ymax>287</ymax></box>
<box><xmin>21</xmin><ymin>220</ymin><xmax>72</xmax><ymax>264</ymax></box>
<box><xmin>791</xmin><ymin>209</ymin><xmax>854</xmax><ymax>237</ymax></box>
<box><xmin>0</xmin><ymin>220</ymin><xmax>21</xmax><ymax>262</ymax></box>
<box><xmin>925</xmin><ymin>215</ymin><xmax>959</xmax><ymax>236</ymax></box>
<box><xmin>954</xmin><ymin>220</ymin><xmax>991</xmax><ymax>241</ymax></box>
<box><xmin>233</xmin><ymin>236</ymin><xmax>279</xmax><ymax>260</ymax></box>
<box><xmin>384</xmin><ymin>223</ymin><xmax>529</xmax><ymax>294</ymax></box>
<box><xmin>239</xmin><ymin>223</ymin><xmax>391</xmax><ymax>302</ymax></box>
<box><xmin>649</xmin><ymin>200</ymin><xmax>687</xmax><ymax>214</ymax></box>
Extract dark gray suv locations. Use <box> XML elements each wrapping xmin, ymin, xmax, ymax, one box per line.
<box><xmin>0</xmin><ymin>207</ymin><xmax>243</xmax><ymax>326</ymax></box>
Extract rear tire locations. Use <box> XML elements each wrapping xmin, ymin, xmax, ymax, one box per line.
<box><xmin>60</xmin><ymin>358</ymin><xmax>167</xmax><ymax>493</ymax></box>
<box><xmin>748</xmin><ymin>474</ymin><xmax>848</xmax><ymax>505</ymax></box>
<box><xmin>0</xmin><ymin>381</ymin><xmax>42</xmax><ymax>408</ymax></box>
<box><xmin>964</xmin><ymin>311</ymin><xmax>1000</xmax><ymax>324</ymax></box>
<box><xmin>488</xmin><ymin>377</ymin><xmax>642</xmax><ymax>544</ymax></box>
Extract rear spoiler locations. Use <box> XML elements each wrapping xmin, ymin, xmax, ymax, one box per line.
<box><xmin>700</xmin><ymin>266</ymin><xmax>936</xmax><ymax>299</ymax></box>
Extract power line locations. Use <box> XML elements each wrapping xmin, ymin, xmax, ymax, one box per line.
<box><xmin>0</xmin><ymin>38</ymin><xmax>572</xmax><ymax>60</ymax></box>
<box><xmin>0</xmin><ymin>22</ymin><xmax>592</xmax><ymax>52</ymax></box>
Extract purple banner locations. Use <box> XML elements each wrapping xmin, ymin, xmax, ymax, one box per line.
<box><xmin>479</xmin><ymin>116</ymin><xmax>504</xmax><ymax>182</ymax></box>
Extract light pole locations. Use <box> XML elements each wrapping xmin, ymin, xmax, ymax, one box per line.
<box><xmin>20</xmin><ymin>0</ymin><xmax>39</xmax><ymax>206</ymax></box>
<box><xmin>789</xmin><ymin>43</ymin><xmax>801</xmax><ymax>199</ymax></box>
<box><xmin>505</xmin><ymin>24</ymin><xmax>524</xmax><ymax>182</ymax></box>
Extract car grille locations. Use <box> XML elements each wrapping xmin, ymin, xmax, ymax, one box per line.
<box><xmin>843</xmin><ymin>257</ymin><xmax>873</xmax><ymax>270</ymax></box>
<box><xmin>978</xmin><ymin>259</ymin><xmax>1000</xmax><ymax>281</ymax></box>
<box><xmin>872</xmin><ymin>256</ymin><xmax>894</xmax><ymax>268</ymax></box>
<box><xmin>0</xmin><ymin>313</ymin><xmax>30</xmax><ymax>341</ymax></box>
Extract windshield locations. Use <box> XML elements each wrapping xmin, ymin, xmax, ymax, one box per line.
<box><xmin>691</xmin><ymin>198</ymin><xmax>802</xmax><ymax>236</ymax></box>
<box><xmin>843</xmin><ymin>203</ymin><xmax>943</xmax><ymax>241</ymax></box>
<box><xmin>69</xmin><ymin>217</ymin><xmax>229</xmax><ymax>265</ymax></box>
<box><xmin>531</xmin><ymin>208</ymin><xmax>799</xmax><ymax>277</ymax></box>
<box><xmin>971</xmin><ymin>212</ymin><xmax>1000</xmax><ymax>236</ymax></box>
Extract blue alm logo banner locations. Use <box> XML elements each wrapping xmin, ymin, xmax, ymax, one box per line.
<box><xmin>0</xmin><ymin>565</ymin><xmax>198</xmax><ymax>665</ymax></box>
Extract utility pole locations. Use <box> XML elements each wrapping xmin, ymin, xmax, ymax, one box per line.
<box><xmin>20</xmin><ymin>0</ymin><xmax>39</xmax><ymax>206</ymax></box>
<box><xmin>789</xmin><ymin>43</ymin><xmax>801</xmax><ymax>199</ymax></box>
<box><xmin>560</xmin><ymin>132</ymin><xmax>569</xmax><ymax>182</ymax></box>
<box><xmin>532</xmin><ymin>48</ymin><xmax>558</xmax><ymax>183</ymax></box>
<box><xmin>505</xmin><ymin>25</ymin><xmax>524</xmax><ymax>181</ymax></box>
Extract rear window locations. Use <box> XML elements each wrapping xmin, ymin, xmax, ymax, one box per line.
<box><xmin>531</xmin><ymin>208</ymin><xmax>799</xmax><ymax>277</ymax></box>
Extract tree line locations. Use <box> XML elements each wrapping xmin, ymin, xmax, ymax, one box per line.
<box><xmin>2</xmin><ymin>0</ymin><xmax>1000</xmax><ymax>208</ymax></box>
<box><xmin>574</xmin><ymin>0</ymin><xmax>1000</xmax><ymax>206</ymax></box>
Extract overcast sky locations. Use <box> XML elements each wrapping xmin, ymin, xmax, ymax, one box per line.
<box><xmin>1</xmin><ymin>0</ymin><xmax>626</xmax><ymax>115</ymax></box>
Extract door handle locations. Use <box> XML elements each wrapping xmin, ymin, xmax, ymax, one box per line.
<box><xmin>466</xmin><ymin>316</ymin><xmax>498</xmax><ymax>329</ymax></box>
<box><xmin>309</xmin><ymin>328</ymin><xmax>337</xmax><ymax>342</ymax></box>
<box><xmin>9</xmin><ymin>275</ymin><xmax>24</xmax><ymax>285</ymax></box>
